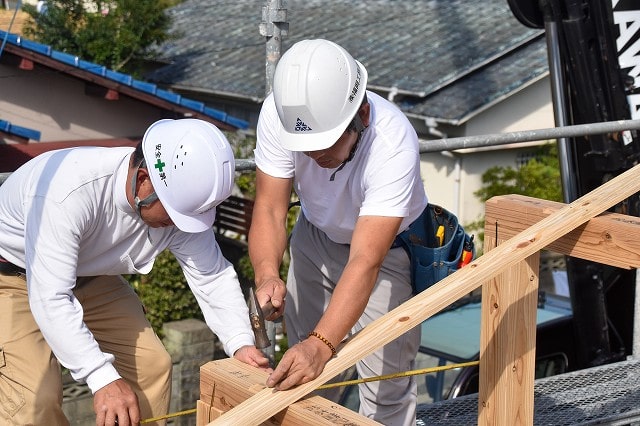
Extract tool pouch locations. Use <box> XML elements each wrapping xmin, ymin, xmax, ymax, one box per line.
<box><xmin>396</xmin><ymin>204</ymin><xmax>474</xmax><ymax>294</ymax></box>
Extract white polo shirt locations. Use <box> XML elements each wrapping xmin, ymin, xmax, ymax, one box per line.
<box><xmin>255</xmin><ymin>91</ymin><xmax>428</xmax><ymax>244</ymax></box>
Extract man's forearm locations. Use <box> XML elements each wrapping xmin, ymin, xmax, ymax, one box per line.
<box><xmin>314</xmin><ymin>259</ymin><xmax>379</xmax><ymax>347</ymax></box>
<box><xmin>248</xmin><ymin>219</ymin><xmax>288</xmax><ymax>282</ymax></box>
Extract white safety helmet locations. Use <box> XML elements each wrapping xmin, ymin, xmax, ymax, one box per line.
<box><xmin>140</xmin><ymin>118</ymin><xmax>235</xmax><ymax>233</ymax></box>
<box><xmin>273</xmin><ymin>39</ymin><xmax>368</xmax><ymax>151</ymax></box>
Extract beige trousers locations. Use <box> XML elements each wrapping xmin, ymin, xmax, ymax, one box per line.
<box><xmin>0</xmin><ymin>273</ymin><xmax>172</xmax><ymax>426</ymax></box>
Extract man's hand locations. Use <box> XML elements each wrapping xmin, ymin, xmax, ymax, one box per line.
<box><xmin>255</xmin><ymin>277</ymin><xmax>287</xmax><ymax>321</ymax></box>
<box><xmin>234</xmin><ymin>345</ymin><xmax>274</xmax><ymax>373</ymax></box>
<box><xmin>265</xmin><ymin>337</ymin><xmax>332</xmax><ymax>390</ymax></box>
<box><xmin>94</xmin><ymin>379</ymin><xmax>140</xmax><ymax>426</ymax></box>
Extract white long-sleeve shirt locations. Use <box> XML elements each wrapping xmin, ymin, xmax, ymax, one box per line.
<box><xmin>0</xmin><ymin>146</ymin><xmax>254</xmax><ymax>393</ymax></box>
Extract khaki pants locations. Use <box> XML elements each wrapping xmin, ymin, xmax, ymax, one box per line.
<box><xmin>0</xmin><ymin>273</ymin><xmax>172</xmax><ymax>426</ymax></box>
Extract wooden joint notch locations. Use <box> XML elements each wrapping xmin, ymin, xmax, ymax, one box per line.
<box><xmin>484</xmin><ymin>194</ymin><xmax>640</xmax><ymax>269</ymax></box>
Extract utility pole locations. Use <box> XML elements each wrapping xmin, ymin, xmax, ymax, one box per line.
<box><xmin>258</xmin><ymin>0</ymin><xmax>288</xmax><ymax>367</ymax></box>
<box><xmin>259</xmin><ymin>0</ymin><xmax>288</xmax><ymax>96</ymax></box>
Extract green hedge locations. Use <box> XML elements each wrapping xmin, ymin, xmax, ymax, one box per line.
<box><xmin>125</xmin><ymin>250</ymin><xmax>202</xmax><ymax>338</ymax></box>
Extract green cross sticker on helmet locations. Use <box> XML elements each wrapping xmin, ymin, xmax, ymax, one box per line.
<box><xmin>153</xmin><ymin>158</ymin><xmax>166</xmax><ymax>173</ymax></box>
<box><xmin>273</xmin><ymin>39</ymin><xmax>368</xmax><ymax>152</ymax></box>
<box><xmin>141</xmin><ymin>118</ymin><xmax>235</xmax><ymax>233</ymax></box>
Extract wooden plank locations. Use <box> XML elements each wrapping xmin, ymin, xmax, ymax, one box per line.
<box><xmin>198</xmin><ymin>358</ymin><xmax>380</xmax><ymax>425</ymax></box>
<box><xmin>484</xmin><ymin>194</ymin><xmax>640</xmax><ymax>269</ymax></box>
<box><xmin>197</xmin><ymin>400</ymin><xmax>224</xmax><ymax>426</ymax></box>
<box><xmin>210</xmin><ymin>164</ymin><xmax>640</xmax><ymax>425</ymax></box>
<box><xmin>479</xmin><ymin>235</ymin><xmax>540</xmax><ymax>425</ymax></box>
<box><xmin>213</xmin><ymin>195</ymin><xmax>254</xmax><ymax>239</ymax></box>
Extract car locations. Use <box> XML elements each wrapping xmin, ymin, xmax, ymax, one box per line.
<box><xmin>338</xmin><ymin>291</ymin><xmax>575</xmax><ymax>410</ymax></box>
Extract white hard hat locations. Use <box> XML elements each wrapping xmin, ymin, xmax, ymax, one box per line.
<box><xmin>141</xmin><ymin>119</ymin><xmax>235</xmax><ymax>233</ymax></box>
<box><xmin>273</xmin><ymin>39</ymin><xmax>368</xmax><ymax>151</ymax></box>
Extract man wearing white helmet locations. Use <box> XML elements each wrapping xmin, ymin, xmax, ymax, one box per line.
<box><xmin>250</xmin><ymin>39</ymin><xmax>428</xmax><ymax>425</ymax></box>
<box><xmin>0</xmin><ymin>118</ymin><xmax>270</xmax><ymax>426</ymax></box>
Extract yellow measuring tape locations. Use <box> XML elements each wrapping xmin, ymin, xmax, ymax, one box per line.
<box><xmin>317</xmin><ymin>360</ymin><xmax>479</xmax><ymax>390</ymax></box>
<box><xmin>140</xmin><ymin>360</ymin><xmax>479</xmax><ymax>423</ymax></box>
<box><xmin>141</xmin><ymin>408</ymin><xmax>197</xmax><ymax>424</ymax></box>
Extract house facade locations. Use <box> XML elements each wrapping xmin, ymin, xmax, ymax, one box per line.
<box><xmin>418</xmin><ymin>78</ymin><xmax>555</xmax><ymax>225</ymax></box>
<box><xmin>0</xmin><ymin>21</ymin><xmax>248</xmax><ymax>171</ymax></box>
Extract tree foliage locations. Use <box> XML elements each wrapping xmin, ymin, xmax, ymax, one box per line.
<box><xmin>466</xmin><ymin>143</ymin><xmax>562</xmax><ymax>250</ymax></box>
<box><xmin>474</xmin><ymin>143</ymin><xmax>562</xmax><ymax>203</ymax></box>
<box><xmin>22</xmin><ymin>0</ymin><xmax>177</xmax><ymax>75</ymax></box>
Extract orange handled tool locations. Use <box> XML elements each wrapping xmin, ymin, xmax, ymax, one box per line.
<box><xmin>458</xmin><ymin>235</ymin><xmax>474</xmax><ymax>268</ymax></box>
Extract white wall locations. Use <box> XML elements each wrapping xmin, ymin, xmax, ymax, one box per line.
<box><xmin>0</xmin><ymin>62</ymin><xmax>165</xmax><ymax>142</ymax></box>
<box><xmin>466</xmin><ymin>77</ymin><xmax>555</xmax><ymax>135</ymax></box>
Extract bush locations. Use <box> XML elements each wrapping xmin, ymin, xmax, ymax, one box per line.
<box><xmin>466</xmin><ymin>142</ymin><xmax>562</xmax><ymax>251</ymax></box>
<box><xmin>22</xmin><ymin>0</ymin><xmax>177</xmax><ymax>76</ymax></box>
<box><xmin>125</xmin><ymin>250</ymin><xmax>202</xmax><ymax>338</ymax></box>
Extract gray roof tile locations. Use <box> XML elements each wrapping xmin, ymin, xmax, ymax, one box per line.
<box><xmin>401</xmin><ymin>36</ymin><xmax>548</xmax><ymax>124</ymax></box>
<box><xmin>147</xmin><ymin>0</ymin><xmax>548</xmax><ymax>123</ymax></box>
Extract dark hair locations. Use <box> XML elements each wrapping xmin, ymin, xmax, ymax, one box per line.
<box><xmin>133</xmin><ymin>142</ymin><xmax>146</xmax><ymax>167</ymax></box>
<box><xmin>346</xmin><ymin>93</ymin><xmax>369</xmax><ymax>133</ymax></box>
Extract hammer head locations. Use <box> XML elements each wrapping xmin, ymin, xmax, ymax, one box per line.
<box><xmin>248</xmin><ymin>286</ymin><xmax>271</xmax><ymax>349</ymax></box>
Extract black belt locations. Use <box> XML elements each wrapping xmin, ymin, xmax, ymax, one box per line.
<box><xmin>0</xmin><ymin>255</ymin><xmax>26</xmax><ymax>276</ymax></box>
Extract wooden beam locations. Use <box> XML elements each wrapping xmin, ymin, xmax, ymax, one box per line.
<box><xmin>210</xmin><ymin>163</ymin><xmax>640</xmax><ymax>425</ymax></box>
<box><xmin>85</xmin><ymin>83</ymin><xmax>120</xmax><ymax>100</ymax></box>
<box><xmin>198</xmin><ymin>358</ymin><xmax>380</xmax><ymax>425</ymax></box>
<box><xmin>479</xmin><ymin>235</ymin><xmax>540</xmax><ymax>425</ymax></box>
<box><xmin>478</xmin><ymin>194</ymin><xmax>640</xmax><ymax>425</ymax></box>
<box><xmin>197</xmin><ymin>400</ymin><xmax>225</xmax><ymax>426</ymax></box>
<box><xmin>484</xmin><ymin>194</ymin><xmax>640</xmax><ymax>268</ymax></box>
<box><xmin>18</xmin><ymin>57</ymin><xmax>34</xmax><ymax>70</ymax></box>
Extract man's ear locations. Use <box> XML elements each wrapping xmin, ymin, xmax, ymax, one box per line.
<box><xmin>137</xmin><ymin>167</ymin><xmax>150</xmax><ymax>185</ymax></box>
<box><xmin>359</xmin><ymin>103</ymin><xmax>371</xmax><ymax>128</ymax></box>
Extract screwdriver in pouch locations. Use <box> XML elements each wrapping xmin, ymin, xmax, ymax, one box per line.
<box><xmin>436</xmin><ymin>225</ymin><xmax>445</xmax><ymax>247</ymax></box>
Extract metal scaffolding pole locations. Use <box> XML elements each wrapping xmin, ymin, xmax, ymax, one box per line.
<box><xmin>2</xmin><ymin>119</ymin><xmax>639</xmax><ymax>180</ymax></box>
<box><xmin>258</xmin><ymin>0</ymin><xmax>288</xmax><ymax>367</ymax></box>
<box><xmin>230</xmin><ymin>118</ymin><xmax>640</xmax><ymax>172</ymax></box>
<box><xmin>259</xmin><ymin>0</ymin><xmax>288</xmax><ymax>96</ymax></box>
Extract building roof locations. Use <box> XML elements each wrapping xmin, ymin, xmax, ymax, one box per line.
<box><xmin>0</xmin><ymin>138</ymin><xmax>139</xmax><ymax>173</ymax></box>
<box><xmin>147</xmin><ymin>0</ymin><xmax>547</xmax><ymax>125</ymax></box>
<box><xmin>0</xmin><ymin>27</ymin><xmax>249</xmax><ymax>137</ymax></box>
<box><xmin>0</xmin><ymin>119</ymin><xmax>41</xmax><ymax>143</ymax></box>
